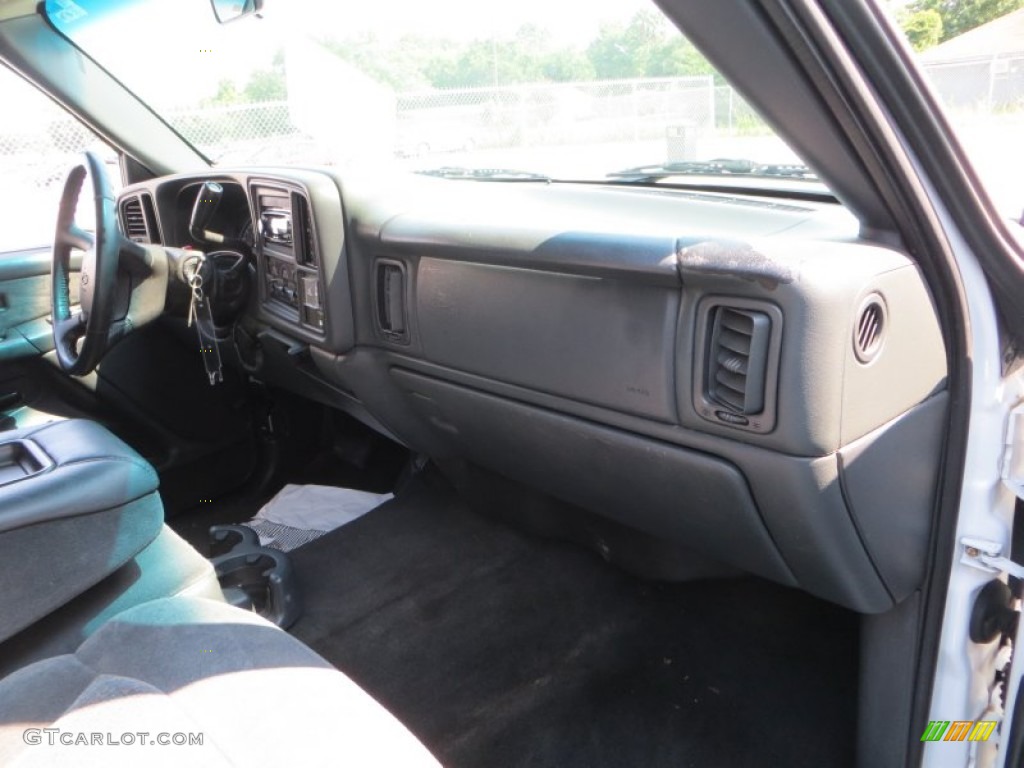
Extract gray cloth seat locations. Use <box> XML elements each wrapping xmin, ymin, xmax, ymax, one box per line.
<box><xmin>0</xmin><ymin>418</ymin><xmax>164</xmax><ymax>643</ymax></box>
<box><xmin>0</xmin><ymin>595</ymin><xmax>440</xmax><ymax>767</ymax></box>
<box><xmin>0</xmin><ymin>525</ymin><xmax>225</xmax><ymax>678</ymax></box>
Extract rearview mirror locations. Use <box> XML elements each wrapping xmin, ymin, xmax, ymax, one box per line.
<box><xmin>210</xmin><ymin>0</ymin><xmax>263</xmax><ymax>24</ymax></box>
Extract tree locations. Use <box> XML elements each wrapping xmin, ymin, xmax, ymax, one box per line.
<box><xmin>203</xmin><ymin>50</ymin><xmax>287</xmax><ymax>106</ymax></box>
<box><xmin>325</xmin><ymin>34</ymin><xmax>443</xmax><ymax>91</ymax></box>
<box><xmin>587</xmin><ymin>11</ymin><xmax>664</xmax><ymax>79</ymax></box>
<box><xmin>541</xmin><ymin>50</ymin><xmax>596</xmax><ymax>82</ymax></box>
<box><xmin>648</xmin><ymin>38</ymin><xmax>717</xmax><ymax>79</ymax></box>
<box><xmin>243</xmin><ymin>68</ymin><xmax>286</xmax><ymax>102</ymax></box>
<box><xmin>904</xmin><ymin>0</ymin><xmax>1024</xmax><ymax>42</ymax></box>
<box><xmin>205</xmin><ymin>79</ymin><xmax>241</xmax><ymax>106</ymax></box>
<box><xmin>313</xmin><ymin>12</ymin><xmax>715</xmax><ymax>92</ymax></box>
<box><xmin>899</xmin><ymin>8</ymin><xmax>944</xmax><ymax>50</ymax></box>
<box><xmin>587</xmin><ymin>11</ymin><xmax>714</xmax><ymax>80</ymax></box>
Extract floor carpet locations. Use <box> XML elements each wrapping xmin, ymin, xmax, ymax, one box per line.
<box><xmin>169</xmin><ymin>437</ymin><xmax>408</xmax><ymax>555</ymax></box>
<box><xmin>287</xmin><ymin>472</ymin><xmax>859</xmax><ymax>768</ymax></box>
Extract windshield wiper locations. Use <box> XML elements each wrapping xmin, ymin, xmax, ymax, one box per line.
<box><xmin>608</xmin><ymin>158</ymin><xmax>818</xmax><ymax>183</ymax></box>
<box><xmin>415</xmin><ymin>167</ymin><xmax>552</xmax><ymax>182</ymax></box>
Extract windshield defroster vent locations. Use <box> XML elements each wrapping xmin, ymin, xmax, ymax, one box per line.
<box><xmin>707</xmin><ymin>307</ymin><xmax>771</xmax><ymax>415</ymax></box>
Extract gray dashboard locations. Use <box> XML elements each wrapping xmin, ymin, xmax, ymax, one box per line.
<box><xmin>118</xmin><ymin>168</ymin><xmax>948</xmax><ymax>614</ymax></box>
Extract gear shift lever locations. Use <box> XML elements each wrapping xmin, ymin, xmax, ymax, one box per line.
<box><xmin>189</xmin><ymin>181</ymin><xmax>225</xmax><ymax>244</ymax></box>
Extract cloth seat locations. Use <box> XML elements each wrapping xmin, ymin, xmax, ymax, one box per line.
<box><xmin>0</xmin><ymin>525</ymin><xmax>224</xmax><ymax>678</ymax></box>
<box><xmin>0</xmin><ymin>418</ymin><xmax>164</xmax><ymax>643</ymax></box>
<box><xmin>0</xmin><ymin>595</ymin><xmax>440</xmax><ymax>767</ymax></box>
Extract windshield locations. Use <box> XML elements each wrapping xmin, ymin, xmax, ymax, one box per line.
<box><xmin>45</xmin><ymin>0</ymin><xmax>812</xmax><ymax>186</ymax></box>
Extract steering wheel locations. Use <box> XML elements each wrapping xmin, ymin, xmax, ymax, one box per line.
<box><xmin>52</xmin><ymin>152</ymin><xmax>167</xmax><ymax>375</ymax></box>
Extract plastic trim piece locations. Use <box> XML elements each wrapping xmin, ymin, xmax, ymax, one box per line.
<box><xmin>373</xmin><ymin>259</ymin><xmax>410</xmax><ymax>345</ymax></box>
<box><xmin>693</xmin><ymin>296</ymin><xmax>783</xmax><ymax>434</ymax></box>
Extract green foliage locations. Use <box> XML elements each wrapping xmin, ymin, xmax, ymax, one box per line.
<box><xmin>904</xmin><ymin>0</ymin><xmax>1024</xmax><ymax>42</ymax></box>
<box><xmin>243</xmin><ymin>68</ymin><xmax>286</xmax><ymax>102</ymax></box>
<box><xmin>586</xmin><ymin>10</ymin><xmax>715</xmax><ymax>80</ymax></box>
<box><xmin>199</xmin><ymin>4</ymin><xmax>1024</xmax><ymax>108</ymax></box>
<box><xmin>648</xmin><ymin>38</ymin><xmax>717</xmax><ymax>78</ymax></box>
<box><xmin>541</xmin><ymin>49</ymin><xmax>597</xmax><ymax>82</ymax></box>
<box><xmin>323</xmin><ymin>33</ymin><xmax>438</xmax><ymax>91</ymax></box>
<box><xmin>898</xmin><ymin>8</ymin><xmax>944</xmax><ymax>50</ymax></box>
<box><xmin>204</xmin><ymin>46</ymin><xmax>287</xmax><ymax>106</ymax></box>
<box><xmin>206</xmin><ymin>79</ymin><xmax>241</xmax><ymax>106</ymax></box>
<box><xmin>204</xmin><ymin>11</ymin><xmax>716</xmax><ymax>105</ymax></box>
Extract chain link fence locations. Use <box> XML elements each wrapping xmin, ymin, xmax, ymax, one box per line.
<box><xmin>3</xmin><ymin>56</ymin><xmax>1021</xmax><ymax>194</ymax></box>
<box><xmin>393</xmin><ymin>76</ymin><xmax>716</xmax><ymax>154</ymax></box>
<box><xmin>921</xmin><ymin>54</ymin><xmax>1024</xmax><ymax>112</ymax></box>
<box><xmin>0</xmin><ymin>67</ymin><xmax>773</xmax><ymax>190</ymax></box>
<box><xmin>0</xmin><ymin>109</ymin><xmax>106</xmax><ymax>191</ymax></box>
<box><xmin>0</xmin><ymin>66</ymin><xmax>117</xmax><ymax>251</ymax></box>
<box><xmin>161</xmin><ymin>76</ymin><xmax>724</xmax><ymax>165</ymax></box>
<box><xmin>170</xmin><ymin>101</ymin><xmax>297</xmax><ymax>163</ymax></box>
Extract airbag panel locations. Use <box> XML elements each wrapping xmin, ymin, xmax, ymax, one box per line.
<box><xmin>415</xmin><ymin>258</ymin><xmax>679</xmax><ymax>422</ymax></box>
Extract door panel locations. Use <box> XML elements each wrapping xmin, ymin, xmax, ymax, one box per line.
<box><xmin>0</xmin><ymin>247</ymin><xmax>79</xmax><ymax>361</ymax></box>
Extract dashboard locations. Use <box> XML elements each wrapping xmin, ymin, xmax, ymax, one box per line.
<box><xmin>117</xmin><ymin>168</ymin><xmax>948</xmax><ymax>615</ymax></box>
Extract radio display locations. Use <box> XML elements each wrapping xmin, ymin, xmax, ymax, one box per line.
<box><xmin>261</xmin><ymin>209</ymin><xmax>292</xmax><ymax>245</ymax></box>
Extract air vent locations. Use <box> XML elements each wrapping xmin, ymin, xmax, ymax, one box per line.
<box><xmin>293</xmin><ymin>194</ymin><xmax>317</xmax><ymax>267</ymax></box>
<box><xmin>119</xmin><ymin>193</ymin><xmax>161</xmax><ymax>244</ymax></box>
<box><xmin>707</xmin><ymin>307</ymin><xmax>771</xmax><ymax>415</ymax></box>
<box><xmin>376</xmin><ymin>260</ymin><xmax>408</xmax><ymax>342</ymax></box>
<box><xmin>120</xmin><ymin>196</ymin><xmax>148</xmax><ymax>241</ymax></box>
<box><xmin>853</xmin><ymin>295</ymin><xmax>886</xmax><ymax>363</ymax></box>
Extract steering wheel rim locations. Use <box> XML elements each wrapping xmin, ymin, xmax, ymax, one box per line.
<box><xmin>52</xmin><ymin>151</ymin><xmax>121</xmax><ymax>375</ymax></box>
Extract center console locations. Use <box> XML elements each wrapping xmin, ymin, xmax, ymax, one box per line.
<box><xmin>0</xmin><ymin>420</ymin><xmax>164</xmax><ymax>643</ymax></box>
<box><xmin>251</xmin><ymin>181</ymin><xmax>325</xmax><ymax>334</ymax></box>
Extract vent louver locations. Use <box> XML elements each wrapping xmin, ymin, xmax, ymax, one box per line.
<box><xmin>120</xmin><ymin>196</ymin><xmax>148</xmax><ymax>242</ymax></box>
<box><xmin>119</xmin><ymin>194</ymin><xmax>160</xmax><ymax>244</ymax></box>
<box><xmin>293</xmin><ymin>194</ymin><xmax>317</xmax><ymax>267</ymax></box>
<box><xmin>854</xmin><ymin>296</ymin><xmax>886</xmax><ymax>363</ymax></box>
<box><xmin>707</xmin><ymin>307</ymin><xmax>771</xmax><ymax>415</ymax></box>
<box><xmin>376</xmin><ymin>261</ymin><xmax>408</xmax><ymax>342</ymax></box>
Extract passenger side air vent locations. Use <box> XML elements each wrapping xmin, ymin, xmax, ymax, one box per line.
<box><xmin>707</xmin><ymin>307</ymin><xmax>771</xmax><ymax>414</ymax></box>
<box><xmin>376</xmin><ymin>260</ymin><xmax>409</xmax><ymax>343</ymax></box>
<box><xmin>853</xmin><ymin>295</ymin><xmax>886</xmax><ymax>364</ymax></box>
<box><xmin>119</xmin><ymin>194</ymin><xmax>161</xmax><ymax>244</ymax></box>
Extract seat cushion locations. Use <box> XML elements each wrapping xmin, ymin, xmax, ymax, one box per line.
<box><xmin>0</xmin><ymin>525</ymin><xmax>224</xmax><ymax>678</ymax></box>
<box><xmin>0</xmin><ymin>596</ymin><xmax>440</xmax><ymax>767</ymax></box>
<box><xmin>0</xmin><ymin>419</ymin><xmax>160</xmax><ymax>533</ymax></box>
<box><xmin>0</xmin><ymin>419</ymin><xmax>164</xmax><ymax>642</ymax></box>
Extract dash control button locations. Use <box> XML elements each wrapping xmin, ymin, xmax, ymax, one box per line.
<box><xmin>715</xmin><ymin>410</ymin><xmax>749</xmax><ymax>426</ymax></box>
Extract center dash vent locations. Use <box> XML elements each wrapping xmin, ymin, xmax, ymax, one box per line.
<box><xmin>293</xmin><ymin>193</ymin><xmax>317</xmax><ymax>267</ymax></box>
<box><xmin>707</xmin><ymin>307</ymin><xmax>771</xmax><ymax>415</ymax></box>
<box><xmin>119</xmin><ymin>194</ymin><xmax>161</xmax><ymax>244</ymax></box>
<box><xmin>375</xmin><ymin>260</ymin><xmax>408</xmax><ymax>343</ymax></box>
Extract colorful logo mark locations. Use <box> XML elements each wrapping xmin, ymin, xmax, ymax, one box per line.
<box><xmin>921</xmin><ymin>720</ymin><xmax>996</xmax><ymax>742</ymax></box>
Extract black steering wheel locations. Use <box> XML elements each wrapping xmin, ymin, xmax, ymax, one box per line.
<box><xmin>52</xmin><ymin>152</ymin><xmax>167</xmax><ymax>375</ymax></box>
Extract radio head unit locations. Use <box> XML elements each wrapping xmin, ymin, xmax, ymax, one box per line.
<box><xmin>261</xmin><ymin>208</ymin><xmax>292</xmax><ymax>246</ymax></box>
<box><xmin>251</xmin><ymin>181</ymin><xmax>325</xmax><ymax>335</ymax></box>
